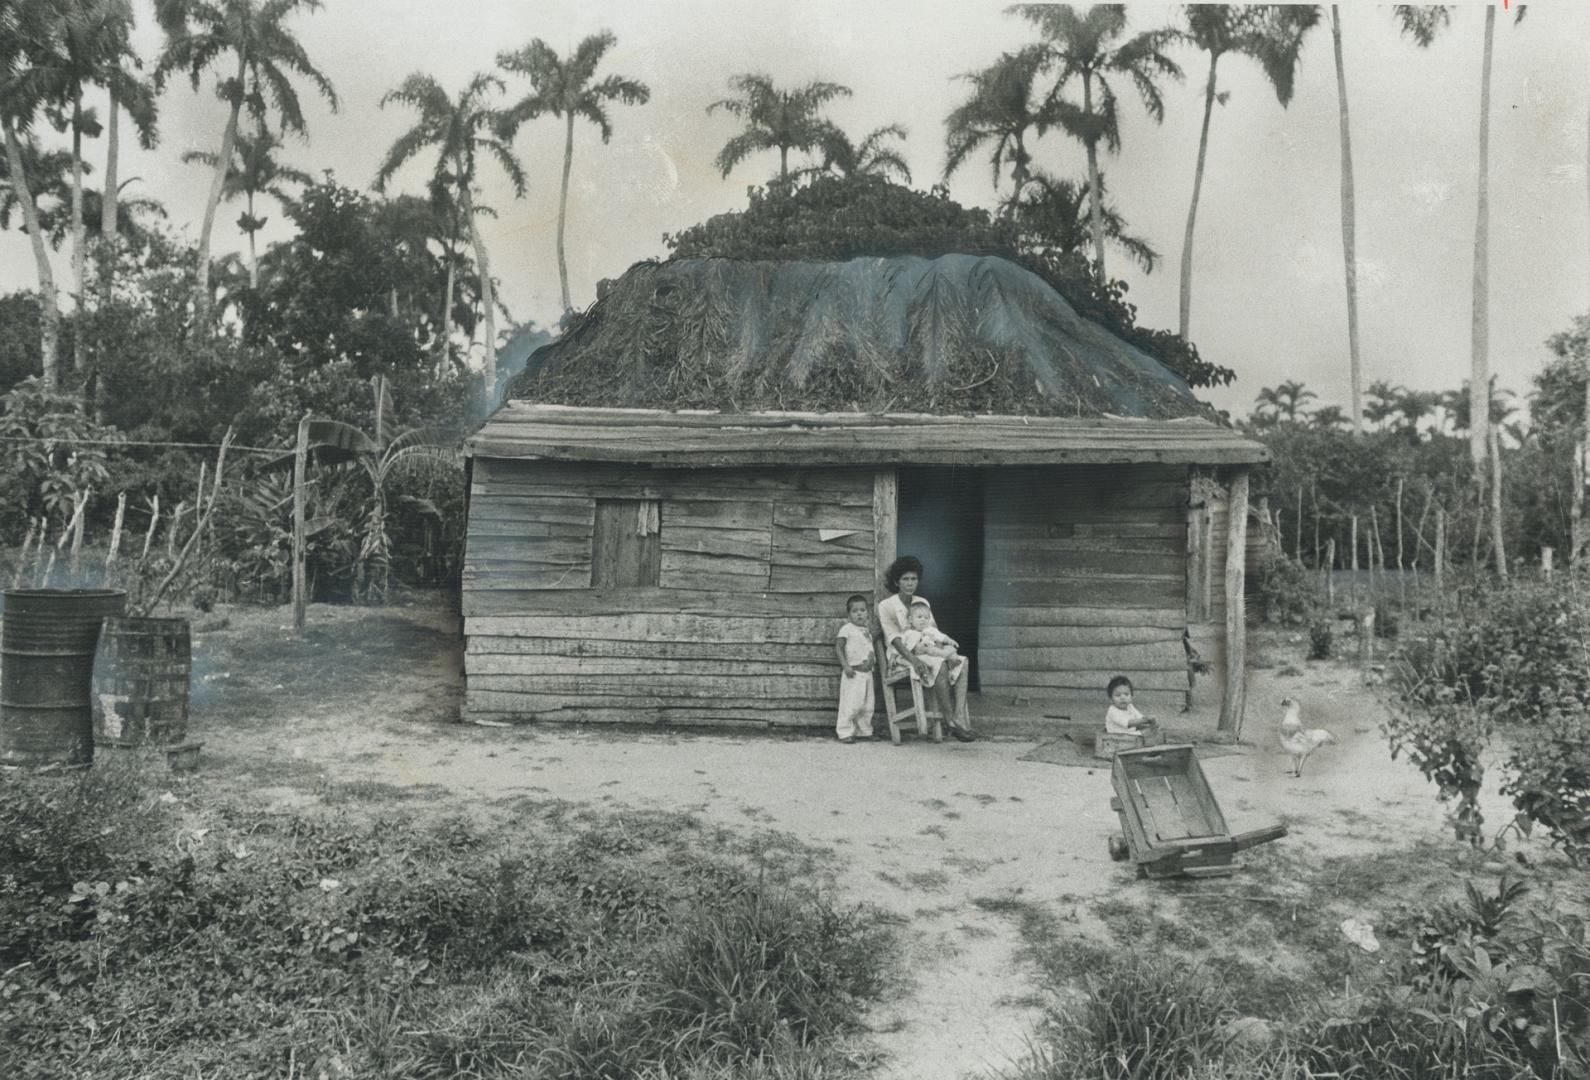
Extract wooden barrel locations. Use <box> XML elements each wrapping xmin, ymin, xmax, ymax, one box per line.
<box><xmin>1</xmin><ymin>588</ymin><xmax>127</xmax><ymax>766</ymax></box>
<box><xmin>92</xmin><ymin>616</ymin><xmax>192</xmax><ymax>748</ymax></box>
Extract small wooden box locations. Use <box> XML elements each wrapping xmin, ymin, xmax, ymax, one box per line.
<box><xmin>1093</xmin><ymin>726</ymin><xmax>1165</xmax><ymax>760</ymax></box>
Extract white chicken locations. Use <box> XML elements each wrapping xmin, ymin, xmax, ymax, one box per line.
<box><xmin>1278</xmin><ymin>697</ymin><xmax>1337</xmax><ymax>777</ymax></box>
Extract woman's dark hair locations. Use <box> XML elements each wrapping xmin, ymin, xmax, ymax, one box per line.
<box><xmin>885</xmin><ymin>555</ymin><xmax>924</xmax><ymax>593</ymax></box>
<box><xmin>1107</xmin><ymin>675</ymin><xmax>1133</xmax><ymax>696</ymax></box>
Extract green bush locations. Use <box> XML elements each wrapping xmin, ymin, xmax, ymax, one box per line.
<box><xmin>1309</xmin><ymin>620</ymin><xmax>1334</xmax><ymax>660</ymax></box>
<box><xmin>1251</xmin><ymin>552</ymin><xmax>1321</xmax><ymax>625</ymax></box>
<box><xmin>1502</xmin><ymin>694</ymin><xmax>1590</xmax><ymax>866</ymax></box>
<box><xmin>1311</xmin><ymin>877</ymin><xmax>1589</xmax><ymax>1079</ymax></box>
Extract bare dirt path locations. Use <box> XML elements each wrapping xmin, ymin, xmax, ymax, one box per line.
<box><xmin>192</xmin><ymin>604</ymin><xmax>1464</xmax><ymax>1080</ymax></box>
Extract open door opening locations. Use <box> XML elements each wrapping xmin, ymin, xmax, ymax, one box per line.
<box><xmin>896</xmin><ymin>467</ymin><xmax>986</xmax><ymax>691</ymax></box>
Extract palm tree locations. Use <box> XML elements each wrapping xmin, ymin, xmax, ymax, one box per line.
<box><xmin>1</xmin><ymin>141</ymin><xmax>163</xmax><ymax>250</ymax></box>
<box><xmin>1178</xmin><ymin>5</ymin><xmax>1319</xmax><ymax>340</ymax></box>
<box><xmin>181</xmin><ymin>126</ymin><xmax>310</xmax><ymax>286</ymax></box>
<box><xmin>1364</xmin><ymin>380</ymin><xmax>1404</xmax><ymax>429</ymax></box>
<box><xmin>811</xmin><ymin>123</ymin><xmax>911</xmax><ymax>183</ymax></box>
<box><xmin>496</xmin><ymin>30</ymin><xmax>649</xmax><ymax>316</ymax></box>
<box><xmin>942</xmin><ymin>47</ymin><xmax>1047</xmax><ymax>209</ymax></box>
<box><xmin>95</xmin><ymin>1</ymin><xmax>157</xmax><ymax>298</ymax></box>
<box><xmin>154</xmin><ymin>0</ymin><xmax>336</xmax><ymax>323</ymax></box>
<box><xmin>1254</xmin><ymin>379</ymin><xmax>1317</xmax><ymax>424</ymax></box>
<box><xmin>375</xmin><ymin>71</ymin><xmax>525</xmax><ymax>401</ymax></box>
<box><xmin>1011</xmin><ymin>4</ymin><xmax>1183</xmax><ymax>281</ymax></box>
<box><xmin>1310</xmin><ymin>404</ymin><xmax>1349</xmax><ymax>430</ymax></box>
<box><xmin>1</xmin><ymin>0</ymin><xmax>64</xmax><ymax>385</ymax></box>
<box><xmin>17</xmin><ymin>0</ymin><xmax>154</xmax><ymax>370</ymax></box>
<box><xmin>706</xmin><ymin>73</ymin><xmax>851</xmax><ymax>186</ymax></box>
<box><xmin>1015</xmin><ymin>170</ymin><xmax>1158</xmax><ymax>273</ymax></box>
<box><xmin>1392</xmin><ymin>388</ymin><xmax>1442</xmax><ymax>435</ymax></box>
<box><xmin>1327</xmin><ymin>5</ymin><xmax>1362</xmax><ymax>432</ymax></box>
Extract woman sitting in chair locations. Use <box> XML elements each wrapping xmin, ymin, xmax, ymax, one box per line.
<box><xmin>877</xmin><ymin>555</ymin><xmax>978</xmax><ymax>742</ymax></box>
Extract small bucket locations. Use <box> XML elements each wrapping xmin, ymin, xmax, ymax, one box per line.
<box><xmin>92</xmin><ymin>616</ymin><xmax>192</xmax><ymax>748</ymax></box>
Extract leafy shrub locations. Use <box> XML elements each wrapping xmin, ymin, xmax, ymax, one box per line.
<box><xmin>1313</xmin><ymin>878</ymin><xmax>1590</xmax><ymax>1079</ymax></box>
<box><xmin>1309</xmin><ymin>620</ymin><xmax>1334</xmax><ymax>660</ymax></box>
<box><xmin>1385</xmin><ymin>654</ymin><xmax>1492</xmax><ymax>845</ymax></box>
<box><xmin>1501</xmin><ymin>695</ymin><xmax>1590</xmax><ymax>866</ymax></box>
<box><xmin>1251</xmin><ymin>552</ymin><xmax>1321</xmax><ymax>625</ymax></box>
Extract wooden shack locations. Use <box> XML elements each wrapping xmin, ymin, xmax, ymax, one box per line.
<box><xmin>462</xmin><ymin>255</ymin><xmax>1269</xmax><ymax>733</ymax></box>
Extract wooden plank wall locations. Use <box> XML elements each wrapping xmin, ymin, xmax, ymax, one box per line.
<box><xmin>977</xmin><ymin>464</ymin><xmax>1197</xmax><ymax>712</ymax></box>
<box><xmin>463</xmin><ymin>459</ymin><xmax>876</xmax><ymax>726</ymax></box>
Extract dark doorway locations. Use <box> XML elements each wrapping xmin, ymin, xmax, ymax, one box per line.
<box><xmin>896</xmin><ymin>468</ymin><xmax>986</xmax><ymax>690</ymax></box>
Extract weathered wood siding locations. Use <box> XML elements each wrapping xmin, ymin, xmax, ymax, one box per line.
<box><xmin>463</xmin><ymin>459</ymin><xmax>875</xmax><ymax>726</ymax></box>
<box><xmin>977</xmin><ymin>465</ymin><xmax>1196</xmax><ymax>712</ymax></box>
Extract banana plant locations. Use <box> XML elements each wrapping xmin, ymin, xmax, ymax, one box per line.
<box><xmin>294</xmin><ymin>376</ymin><xmax>457</xmax><ymax>603</ymax></box>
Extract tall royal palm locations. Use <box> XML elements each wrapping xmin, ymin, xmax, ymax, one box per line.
<box><xmin>19</xmin><ymin>0</ymin><xmax>155</xmax><ymax>367</ymax></box>
<box><xmin>706</xmin><ymin>74</ymin><xmax>852</xmax><ymax>187</ymax></box>
<box><xmin>942</xmin><ymin>47</ymin><xmax>1046</xmax><ymax>209</ymax></box>
<box><xmin>1012</xmin><ymin>4</ymin><xmax>1183</xmax><ymax>282</ymax></box>
<box><xmin>376</xmin><ymin>72</ymin><xmax>526</xmax><ymax>401</ymax></box>
<box><xmin>1178</xmin><ymin>5</ymin><xmax>1319</xmax><ymax>341</ymax></box>
<box><xmin>154</xmin><ymin>0</ymin><xmax>336</xmax><ymax>323</ymax></box>
<box><xmin>497</xmin><ymin>30</ymin><xmax>649</xmax><ymax>316</ymax></box>
<box><xmin>1</xmin><ymin>0</ymin><xmax>65</xmax><ymax>384</ymax></box>
<box><xmin>182</xmin><ymin>126</ymin><xmax>310</xmax><ymax>286</ymax></box>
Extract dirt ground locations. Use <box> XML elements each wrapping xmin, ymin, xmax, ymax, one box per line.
<box><xmin>176</xmin><ymin>598</ymin><xmax>1524</xmax><ymax>1080</ymax></box>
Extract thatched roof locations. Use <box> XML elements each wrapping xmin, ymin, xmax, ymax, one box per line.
<box><xmin>468</xmin><ymin>405</ymin><xmax>1268</xmax><ymax>467</ymax></box>
<box><xmin>507</xmin><ymin>254</ymin><xmax>1214</xmax><ymax>420</ymax></box>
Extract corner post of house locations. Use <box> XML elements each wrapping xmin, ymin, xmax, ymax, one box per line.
<box><xmin>872</xmin><ymin>468</ymin><xmax>898</xmax><ymax>609</ymax></box>
<box><xmin>1217</xmin><ymin>467</ymin><xmax>1250</xmax><ymax>737</ymax></box>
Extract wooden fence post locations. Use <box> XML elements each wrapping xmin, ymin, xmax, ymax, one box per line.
<box><xmin>1488</xmin><ymin>416</ymin><xmax>1507</xmax><ymax>581</ymax></box>
<box><xmin>1218</xmin><ymin>470</ymin><xmax>1250</xmax><ymax>737</ymax></box>
<box><xmin>1543</xmin><ymin>545</ymin><xmax>1554</xmax><ymax>582</ymax></box>
<box><xmin>293</xmin><ymin>413</ymin><xmax>310</xmax><ymax>634</ymax></box>
<box><xmin>106</xmin><ymin>492</ymin><xmax>126</xmax><ymax>570</ymax></box>
<box><xmin>1349</xmin><ymin>514</ymin><xmax>1359</xmax><ymax>608</ymax></box>
<box><xmin>1435</xmin><ymin>507</ymin><xmax>1446</xmax><ymax>597</ymax></box>
<box><xmin>1324</xmin><ymin>538</ymin><xmax>1336</xmax><ymax>607</ymax></box>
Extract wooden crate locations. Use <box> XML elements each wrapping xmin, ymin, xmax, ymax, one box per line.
<box><xmin>1092</xmin><ymin>725</ymin><xmax>1166</xmax><ymax>760</ymax></box>
<box><xmin>1107</xmin><ymin>744</ymin><xmax>1285</xmax><ymax>878</ymax></box>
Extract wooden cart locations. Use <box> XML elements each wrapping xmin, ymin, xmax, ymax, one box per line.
<box><xmin>1106</xmin><ymin>744</ymin><xmax>1287</xmax><ymax>879</ymax></box>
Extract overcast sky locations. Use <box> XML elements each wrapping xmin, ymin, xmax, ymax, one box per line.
<box><xmin>2</xmin><ymin>1</ymin><xmax>1587</xmax><ymax>419</ymax></box>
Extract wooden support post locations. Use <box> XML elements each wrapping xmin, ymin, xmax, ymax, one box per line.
<box><xmin>1295</xmin><ymin>487</ymin><xmax>1304</xmax><ymax>562</ymax></box>
<box><xmin>293</xmin><ymin>413</ymin><xmax>310</xmax><ymax>633</ymax></box>
<box><xmin>106</xmin><ymin>492</ymin><xmax>126</xmax><ymax>570</ymax></box>
<box><xmin>1574</xmin><ymin>436</ymin><xmax>1586</xmax><ymax>570</ymax></box>
<box><xmin>1186</xmin><ymin>501</ymin><xmax>1205</xmax><ymax>623</ymax></box>
<box><xmin>1368</xmin><ymin>505</ymin><xmax>1382</xmax><ymax>605</ymax></box>
<box><xmin>1218</xmin><ymin>469</ymin><xmax>1250</xmax><ymax>737</ymax></box>
<box><xmin>1488</xmin><ymin>416</ymin><xmax>1507</xmax><ymax>581</ymax></box>
<box><xmin>1543</xmin><ymin>545</ymin><xmax>1554</xmax><ymax>582</ymax></box>
<box><xmin>1435</xmin><ymin>507</ymin><xmax>1446</xmax><ymax>597</ymax></box>
<box><xmin>1324</xmin><ymin>537</ymin><xmax>1336</xmax><ymax>607</ymax></box>
<box><xmin>69</xmin><ymin>490</ymin><xmax>89</xmax><ymax>578</ymax></box>
<box><xmin>1349</xmin><ymin>514</ymin><xmax>1359</xmax><ymax>608</ymax></box>
<box><xmin>1395</xmin><ymin>477</ymin><xmax>1406</xmax><ymax>612</ymax></box>
<box><xmin>11</xmin><ymin>518</ymin><xmax>38</xmax><ymax>588</ymax></box>
<box><xmin>140</xmin><ymin>496</ymin><xmax>159</xmax><ymax>560</ymax></box>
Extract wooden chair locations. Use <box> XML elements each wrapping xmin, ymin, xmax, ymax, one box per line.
<box><xmin>875</xmin><ymin>636</ymin><xmax>943</xmax><ymax>744</ymax></box>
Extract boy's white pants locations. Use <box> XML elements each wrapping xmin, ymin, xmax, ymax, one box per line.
<box><xmin>836</xmin><ymin>671</ymin><xmax>875</xmax><ymax>739</ymax></box>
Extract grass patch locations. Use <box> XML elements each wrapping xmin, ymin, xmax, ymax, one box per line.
<box><xmin>981</xmin><ymin>842</ymin><xmax>1590</xmax><ymax>1080</ymax></box>
<box><xmin>0</xmin><ymin>759</ymin><xmax>894</xmax><ymax>1079</ymax></box>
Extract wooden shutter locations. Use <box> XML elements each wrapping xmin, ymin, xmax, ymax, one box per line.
<box><xmin>592</xmin><ymin>499</ymin><xmax>661</xmax><ymax>587</ymax></box>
